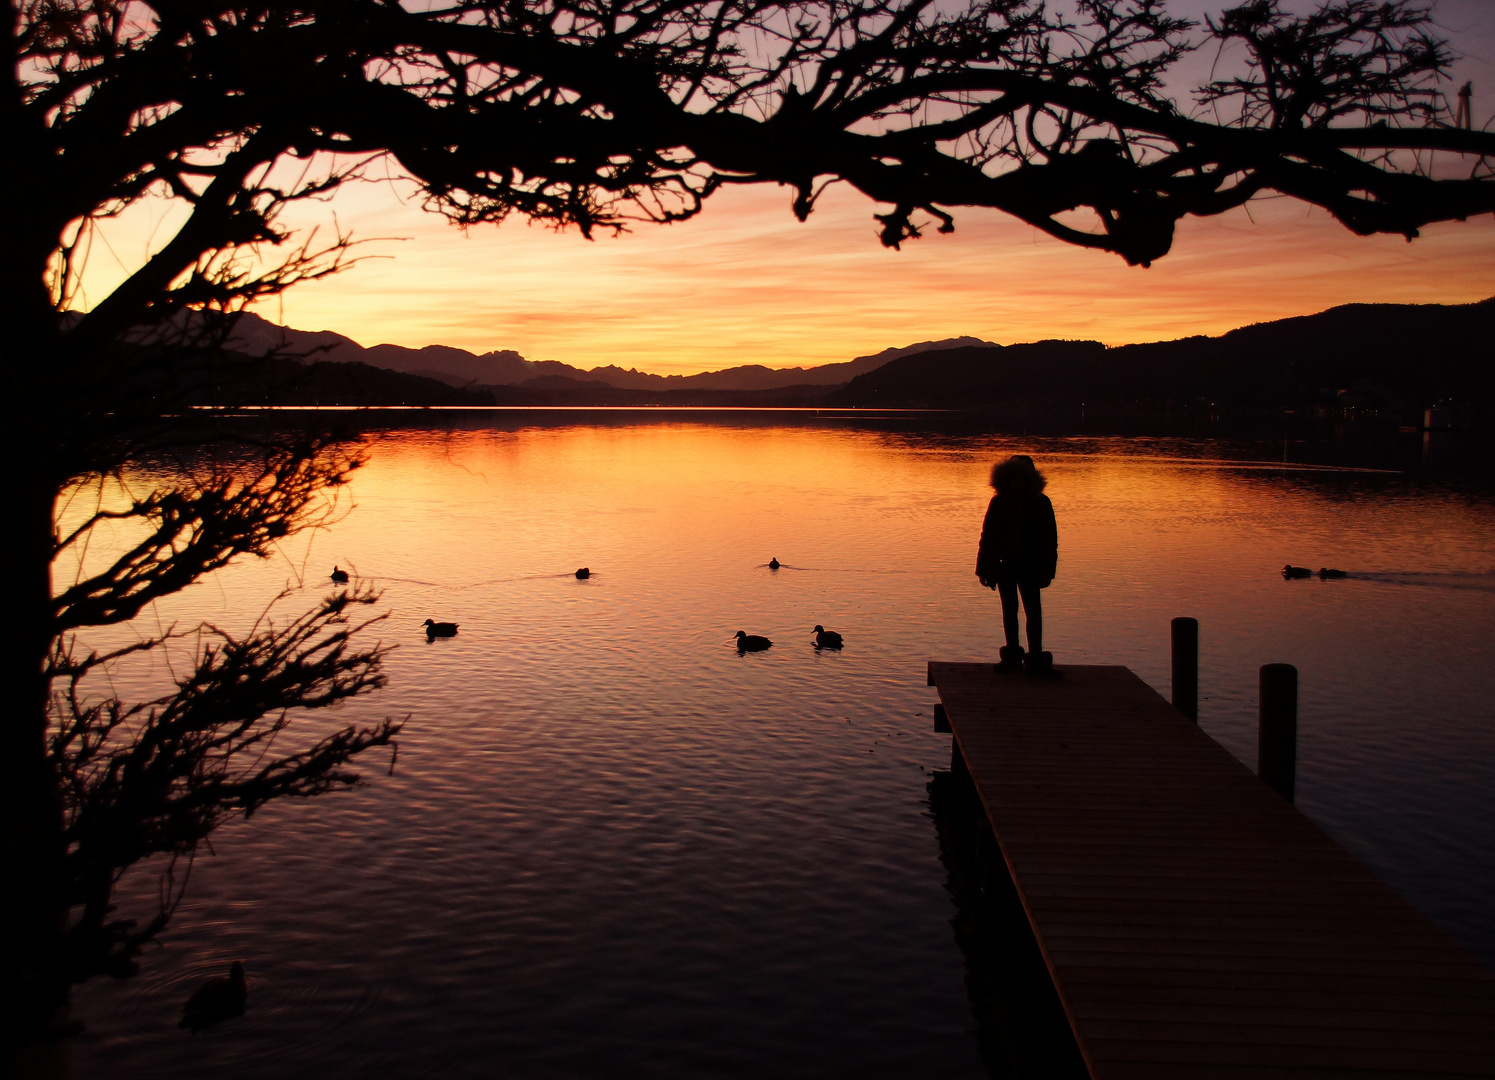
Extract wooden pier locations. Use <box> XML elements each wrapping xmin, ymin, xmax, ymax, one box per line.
<box><xmin>928</xmin><ymin>661</ymin><xmax>1495</xmax><ymax>1079</ymax></box>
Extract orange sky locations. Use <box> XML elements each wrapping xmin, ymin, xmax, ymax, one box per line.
<box><xmin>72</xmin><ymin>1</ymin><xmax>1495</xmax><ymax>376</ymax></box>
<box><xmin>243</xmin><ymin>179</ymin><xmax>1495</xmax><ymax>375</ymax></box>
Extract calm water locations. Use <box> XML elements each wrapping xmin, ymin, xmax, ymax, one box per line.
<box><xmin>69</xmin><ymin>417</ymin><xmax>1495</xmax><ymax>1077</ymax></box>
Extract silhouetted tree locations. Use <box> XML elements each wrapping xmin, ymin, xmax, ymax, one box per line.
<box><xmin>7</xmin><ymin>0</ymin><xmax>1494</xmax><ymax>1062</ymax></box>
<box><xmin>7</xmin><ymin>407</ymin><xmax>403</xmax><ymax>1062</ymax></box>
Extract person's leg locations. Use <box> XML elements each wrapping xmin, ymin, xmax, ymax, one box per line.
<box><xmin>1018</xmin><ymin>579</ymin><xmax>1043</xmax><ymax>656</ymax></box>
<box><xmin>997</xmin><ymin>579</ymin><xmax>1021</xmax><ymax>649</ymax></box>
<box><xmin>1018</xmin><ymin>580</ymin><xmax>1058</xmax><ymax>677</ymax></box>
<box><xmin>995</xmin><ymin>578</ymin><xmax>1025</xmax><ymax>671</ymax></box>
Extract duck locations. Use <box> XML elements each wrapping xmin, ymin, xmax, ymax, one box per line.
<box><xmin>735</xmin><ymin>630</ymin><xmax>773</xmax><ymax>652</ymax></box>
<box><xmin>813</xmin><ymin>625</ymin><xmax>844</xmax><ymax>649</ymax></box>
<box><xmin>179</xmin><ymin>961</ymin><xmax>247</xmax><ymax>1033</ymax></box>
<box><xmin>768</xmin><ymin>557</ymin><xmax>781</xmax><ymax>570</ymax></box>
<box><xmin>330</xmin><ymin>566</ymin><xmax>349</xmax><ymax>584</ymax></box>
<box><xmin>1318</xmin><ymin>567</ymin><xmax>1348</xmax><ymax>579</ymax></box>
<box><xmin>423</xmin><ymin>619</ymin><xmax>459</xmax><ymax>637</ymax></box>
<box><xmin>1281</xmin><ymin>565</ymin><xmax>1313</xmax><ymax>579</ymax></box>
<box><xmin>575</xmin><ymin>567</ymin><xmax>590</xmax><ymax>579</ymax></box>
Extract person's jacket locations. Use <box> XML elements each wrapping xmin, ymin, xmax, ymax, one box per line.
<box><xmin>975</xmin><ymin>492</ymin><xmax>1058</xmax><ymax>586</ymax></box>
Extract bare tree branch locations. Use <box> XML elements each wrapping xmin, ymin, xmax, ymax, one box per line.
<box><xmin>7</xmin><ymin>0</ymin><xmax>1494</xmax><ymax>1061</ymax></box>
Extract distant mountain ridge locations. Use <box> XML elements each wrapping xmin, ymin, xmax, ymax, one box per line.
<box><xmin>226</xmin><ymin>312</ymin><xmax>995</xmax><ymax>391</ymax></box>
<box><xmin>215</xmin><ymin>300</ymin><xmax>1495</xmax><ymax>426</ymax></box>
<box><xmin>827</xmin><ymin>298</ymin><xmax>1495</xmax><ymax>422</ymax></box>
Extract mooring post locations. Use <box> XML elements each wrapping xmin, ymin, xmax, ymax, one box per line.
<box><xmin>1171</xmin><ymin>617</ymin><xmax>1199</xmax><ymax>722</ymax></box>
<box><xmin>1258</xmin><ymin>664</ymin><xmax>1298</xmax><ymax>802</ymax></box>
<box><xmin>933</xmin><ymin>702</ymin><xmax>951</xmax><ymax>733</ymax></box>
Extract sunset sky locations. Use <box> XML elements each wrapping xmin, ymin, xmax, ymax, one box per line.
<box><xmin>80</xmin><ymin>0</ymin><xmax>1495</xmax><ymax>376</ymax></box>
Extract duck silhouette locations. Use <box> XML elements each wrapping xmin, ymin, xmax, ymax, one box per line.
<box><xmin>1282</xmin><ymin>565</ymin><xmax>1313</xmax><ymax>579</ymax></box>
<box><xmin>813</xmin><ymin>625</ymin><xmax>844</xmax><ymax>649</ymax></box>
<box><xmin>575</xmin><ymin>567</ymin><xmax>590</xmax><ymax>579</ymax></box>
<box><xmin>768</xmin><ymin>557</ymin><xmax>780</xmax><ymax>570</ymax></box>
<box><xmin>1318</xmin><ymin>568</ymin><xmax>1348</xmax><ymax>579</ymax></box>
<box><xmin>179</xmin><ymin>961</ymin><xmax>246</xmax><ymax>1033</ymax></box>
<box><xmin>736</xmin><ymin>631</ymin><xmax>772</xmax><ymax>652</ymax></box>
<box><xmin>330</xmin><ymin>566</ymin><xmax>349</xmax><ymax>584</ymax></box>
<box><xmin>423</xmin><ymin>619</ymin><xmax>459</xmax><ymax>638</ymax></box>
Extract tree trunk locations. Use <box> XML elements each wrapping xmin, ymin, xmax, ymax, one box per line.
<box><xmin>3</xmin><ymin>443</ymin><xmax>67</xmax><ymax>1069</ymax></box>
<box><xmin>2</xmin><ymin>227</ymin><xmax>70</xmax><ymax>1063</ymax></box>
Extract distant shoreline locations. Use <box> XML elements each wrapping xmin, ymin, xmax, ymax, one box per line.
<box><xmin>190</xmin><ymin>299</ymin><xmax>1495</xmax><ymax>433</ymax></box>
<box><xmin>203</xmin><ymin>404</ymin><xmax>957</xmax><ymax>413</ymax></box>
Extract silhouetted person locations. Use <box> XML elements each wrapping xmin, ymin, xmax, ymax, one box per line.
<box><xmin>976</xmin><ymin>455</ymin><xmax>1058</xmax><ymax>677</ymax></box>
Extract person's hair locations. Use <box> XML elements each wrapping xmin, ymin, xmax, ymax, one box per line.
<box><xmin>990</xmin><ymin>454</ymin><xmax>1047</xmax><ymax>496</ymax></box>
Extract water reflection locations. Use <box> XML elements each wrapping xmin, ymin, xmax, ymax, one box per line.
<box><xmin>67</xmin><ymin>419</ymin><xmax>1495</xmax><ymax>1078</ymax></box>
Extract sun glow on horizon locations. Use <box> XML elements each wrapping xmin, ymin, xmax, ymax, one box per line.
<box><xmin>245</xmin><ymin>179</ymin><xmax>1495</xmax><ymax>375</ymax></box>
<box><xmin>63</xmin><ymin>0</ymin><xmax>1495</xmax><ymax>378</ymax></box>
<box><xmin>68</xmin><ymin>171</ymin><xmax>1495</xmax><ymax>378</ymax></box>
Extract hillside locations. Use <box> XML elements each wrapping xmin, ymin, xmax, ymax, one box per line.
<box><xmin>189</xmin><ymin>354</ymin><xmax>497</xmax><ymax>407</ymax></box>
<box><xmin>827</xmin><ymin>299</ymin><xmax>1495</xmax><ymax>424</ymax></box>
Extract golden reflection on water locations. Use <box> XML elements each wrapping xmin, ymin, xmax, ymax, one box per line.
<box><xmin>69</xmin><ymin>421</ymin><xmax>1495</xmax><ymax>1078</ymax></box>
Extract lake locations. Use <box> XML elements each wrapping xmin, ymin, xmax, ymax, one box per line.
<box><xmin>69</xmin><ymin>413</ymin><xmax>1495</xmax><ymax>1078</ymax></box>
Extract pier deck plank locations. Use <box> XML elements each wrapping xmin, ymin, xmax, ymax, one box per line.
<box><xmin>928</xmin><ymin>661</ymin><xmax>1495</xmax><ymax>1079</ymax></box>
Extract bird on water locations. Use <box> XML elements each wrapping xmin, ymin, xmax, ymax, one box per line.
<box><xmin>813</xmin><ymin>625</ymin><xmax>843</xmax><ymax>649</ymax></box>
<box><xmin>1318</xmin><ymin>567</ymin><xmax>1348</xmax><ymax>579</ymax></box>
<box><xmin>768</xmin><ymin>557</ymin><xmax>780</xmax><ymax>570</ymax></box>
<box><xmin>179</xmin><ymin>961</ymin><xmax>247</xmax><ymax>1033</ymax></box>
<box><xmin>1281</xmin><ymin>565</ymin><xmax>1313</xmax><ymax>579</ymax></box>
<box><xmin>423</xmin><ymin>619</ymin><xmax>459</xmax><ymax>638</ymax></box>
<box><xmin>330</xmin><ymin>566</ymin><xmax>349</xmax><ymax>584</ymax></box>
<box><xmin>575</xmin><ymin>567</ymin><xmax>590</xmax><ymax>579</ymax></box>
<box><xmin>736</xmin><ymin>631</ymin><xmax>773</xmax><ymax>652</ymax></box>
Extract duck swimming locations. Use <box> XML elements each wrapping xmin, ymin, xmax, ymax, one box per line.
<box><xmin>330</xmin><ymin>566</ymin><xmax>349</xmax><ymax>584</ymax></box>
<box><xmin>1318</xmin><ymin>568</ymin><xmax>1348</xmax><ymax>579</ymax></box>
<box><xmin>768</xmin><ymin>557</ymin><xmax>780</xmax><ymax>570</ymax></box>
<box><xmin>423</xmin><ymin>619</ymin><xmax>459</xmax><ymax>637</ymax></box>
<box><xmin>736</xmin><ymin>631</ymin><xmax>773</xmax><ymax>652</ymax></box>
<box><xmin>575</xmin><ymin>567</ymin><xmax>590</xmax><ymax>579</ymax></box>
<box><xmin>179</xmin><ymin>961</ymin><xmax>247</xmax><ymax>1033</ymax></box>
<box><xmin>1282</xmin><ymin>565</ymin><xmax>1313</xmax><ymax>579</ymax></box>
<box><xmin>813</xmin><ymin>625</ymin><xmax>844</xmax><ymax>649</ymax></box>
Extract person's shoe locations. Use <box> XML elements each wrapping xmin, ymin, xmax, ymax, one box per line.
<box><xmin>994</xmin><ymin>645</ymin><xmax>1025</xmax><ymax>673</ymax></box>
<box><xmin>1025</xmin><ymin>651</ymin><xmax>1061</xmax><ymax>679</ymax></box>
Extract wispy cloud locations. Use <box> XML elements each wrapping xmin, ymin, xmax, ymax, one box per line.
<box><xmin>254</xmin><ymin>176</ymin><xmax>1495</xmax><ymax>374</ymax></box>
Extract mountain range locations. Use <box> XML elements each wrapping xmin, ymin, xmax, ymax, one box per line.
<box><xmin>827</xmin><ymin>299</ymin><xmax>1494</xmax><ymax>421</ymax></box>
<box><xmin>211</xmin><ymin>300</ymin><xmax>1495</xmax><ymax>425</ymax></box>
<box><xmin>226</xmin><ymin>312</ymin><xmax>995</xmax><ymax>392</ymax></box>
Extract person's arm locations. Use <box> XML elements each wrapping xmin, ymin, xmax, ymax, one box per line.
<box><xmin>1038</xmin><ymin>494</ymin><xmax>1058</xmax><ymax>586</ymax></box>
<box><xmin>976</xmin><ymin>496</ymin><xmax>999</xmax><ymax>587</ymax></box>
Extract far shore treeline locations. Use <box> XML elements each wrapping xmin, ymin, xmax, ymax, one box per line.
<box><xmin>181</xmin><ymin>299</ymin><xmax>1494</xmax><ymax>431</ymax></box>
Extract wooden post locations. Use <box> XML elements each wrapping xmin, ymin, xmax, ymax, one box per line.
<box><xmin>1171</xmin><ymin>617</ymin><xmax>1198</xmax><ymax>722</ymax></box>
<box><xmin>933</xmin><ymin>702</ymin><xmax>951</xmax><ymax>733</ymax></box>
<box><xmin>1258</xmin><ymin>664</ymin><xmax>1298</xmax><ymax>802</ymax></box>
